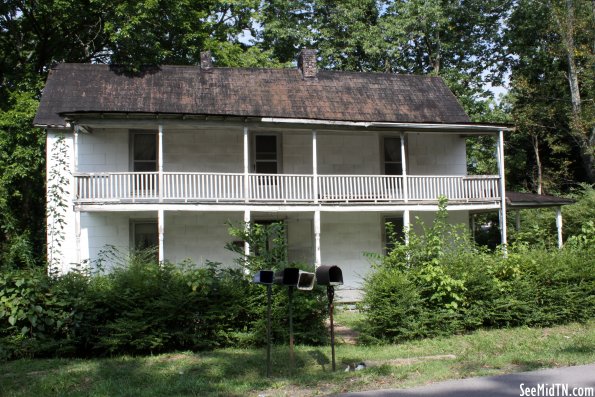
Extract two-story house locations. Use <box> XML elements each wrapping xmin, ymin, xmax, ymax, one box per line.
<box><xmin>34</xmin><ymin>50</ymin><xmax>511</xmax><ymax>300</ymax></box>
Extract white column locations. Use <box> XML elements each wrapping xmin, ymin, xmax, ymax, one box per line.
<box><xmin>74</xmin><ymin>127</ymin><xmax>81</xmax><ymax>265</ymax></box>
<box><xmin>244</xmin><ymin>209</ymin><xmax>251</xmax><ymax>258</ymax></box>
<box><xmin>158</xmin><ymin>124</ymin><xmax>164</xmax><ymax>203</ymax></box>
<box><xmin>400</xmin><ymin>132</ymin><xmax>408</xmax><ymax>202</ymax></box>
<box><xmin>244</xmin><ymin>126</ymin><xmax>249</xmax><ymax>202</ymax></box>
<box><xmin>497</xmin><ymin>129</ymin><xmax>508</xmax><ymax>255</ymax></box>
<box><xmin>75</xmin><ymin>210</ymin><xmax>81</xmax><ymax>265</ymax></box>
<box><xmin>556</xmin><ymin>207</ymin><xmax>563</xmax><ymax>249</ymax></box>
<box><xmin>73</xmin><ymin>126</ymin><xmax>79</xmax><ymax>174</ymax></box>
<box><xmin>314</xmin><ymin>210</ymin><xmax>321</xmax><ymax>267</ymax></box>
<box><xmin>313</xmin><ymin>129</ymin><xmax>318</xmax><ymax>203</ymax></box>
<box><xmin>471</xmin><ymin>213</ymin><xmax>476</xmax><ymax>240</ymax></box>
<box><xmin>158</xmin><ymin>209</ymin><xmax>164</xmax><ymax>263</ymax></box>
<box><xmin>403</xmin><ymin>209</ymin><xmax>410</xmax><ymax>245</ymax></box>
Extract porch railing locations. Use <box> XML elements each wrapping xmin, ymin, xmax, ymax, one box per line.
<box><xmin>74</xmin><ymin>172</ymin><xmax>500</xmax><ymax>204</ymax></box>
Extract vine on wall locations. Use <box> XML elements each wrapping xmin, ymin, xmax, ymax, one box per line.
<box><xmin>46</xmin><ymin>135</ymin><xmax>70</xmax><ymax>274</ymax></box>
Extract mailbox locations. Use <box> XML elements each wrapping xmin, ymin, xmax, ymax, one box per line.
<box><xmin>253</xmin><ymin>270</ymin><xmax>274</xmax><ymax>285</ymax></box>
<box><xmin>296</xmin><ymin>271</ymin><xmax>316</xmax><ymax>291</ymax></box>
<box><xmin>274</xmin><ymin>268</ymin><xmax>316</xmax><ymax>290</ymax></box>
<box><xmin>274</xmin><ymin>268</ymin><xmax>300</xmax><ymax>286</ymax></box>
<box><xmin>316</xmin><ymin>265</ymin><xmax>343</xmax><ymax>286</ymax></box>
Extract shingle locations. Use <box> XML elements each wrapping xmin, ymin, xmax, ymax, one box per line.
<box><xmin>34</xmin><ymin>64</ymin><xmax>470</xmax><ymax>127</ymax></box>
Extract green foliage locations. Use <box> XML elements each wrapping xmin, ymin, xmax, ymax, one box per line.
<box><xmin>361</xmin><ymin>205</ymin><xmax>595</xmax><ymax>344</ymax></box>
<box><xmin>0</xmin><ymin>222</ymin><xmax>328</xmax><ymax>360</ymax></box>
<box><xmin>46</xmin><ymin>135</ymin><xmax>70</xmax><ymax>272</ymax></box>
<box><xmin>0</xmin><ymin>91</ymin><xmax>45</xmax><ymax>268</ymax></box>
<box><xmin>226</xmin><ymin>221</ymin><xmax>328</xmax><ymax>346</ymax></box>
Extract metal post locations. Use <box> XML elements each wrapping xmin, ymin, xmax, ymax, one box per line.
<box><xmin>266</xmin><ymin>284</ymin><xmax>272</xmax><ymax>377</ymax></box>
<box><xmin>288</xmin><ymin>285</ymin><xmax>295</xmax><ymax>371</ymax></box>
<box><xmin>327</xmin><ymin>285</ymin><xmax>336</xmax><ymax>371</ymax></box>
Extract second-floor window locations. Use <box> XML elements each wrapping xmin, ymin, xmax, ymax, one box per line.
<box><xmin>132</xmin><ymin>131</ymin><xmax>157</xmax><ymax>172</ymax></box>
<box><xmin>253</xmin><ymin>134</ymin><xmax>280</xmax><ymax>174</ymax></box>
<box><xmin>383</xmin><ymin>137</ymin><xmax>404</xmax><ymax>175</ymax></box>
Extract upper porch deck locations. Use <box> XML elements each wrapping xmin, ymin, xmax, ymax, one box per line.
<box><xmin>74</xmin><ymin>172</ymin><xmax>500</xmax><ymax>206</ymax></box>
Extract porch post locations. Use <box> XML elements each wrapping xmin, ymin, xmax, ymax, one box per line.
<box><xmin>471</xmin><ymin>213</ymin><xmax>476</xmax><ymax>240</ymax></box>
<box><xmin>497</xmin><ymin>129</ymin><xmax>508</xmax><ymax>255</ymax></box>
<box><xmin>75</xmin><ymin>210</ymin><xmax>81</xmax><ymax>265</ymax></box>
<box><xmin>73</xmin><ymin>126</ymin><xmax>79</xmax><ymax>174</ymax></box>
<box><xmin>403</xmin><ymin>209</ymin><xmax>410</xmax><ymax>245</ymax></box>
<box><xmin>74</xmin><ymin>127</ymin><xmax>81</xmax><ymax>264</ymax></box>
<box><xmin>244</xmin><ymin>209</ymin><xmax>251</xmax><ymax>259</ymax></box>
<box><xmin>515</xmin><ymin>210</ymin><xmax>521</xmax><ymax>231</ymax></box>
<box><xmin>158</xmin><ymin>209</ymin><xmax>164</xmax><ymax>263</ymax></box>
<box><xmin>556</xmin><ymin>206</ymin><xmax>563</xmax><ymax>249</ymax></box>
<box><xmin>314</xmin><ymin>210</ymin><xmax>321</xmax><ymax>267</ymax></box>
<box><xmin>158</xmin><ymin>124</ymin><xmax>164</xmax><ymax>203</ymax></box>
<box><xmin>244</xmin><ymin>126</ymin><xmax>250</xmax><ymax>202</ymax></box>
<box><xmin>312</xmin><ymin>129</ymin><xmax>318</xmax><ymax>203</ymax></box>
<box><xmin>400</xmin><ymin>132</ymin><xmax>408</xmax><ymax>202</ymax></box>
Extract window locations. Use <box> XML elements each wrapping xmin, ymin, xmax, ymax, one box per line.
<box><xmin>131</xmin><ymin>131</ymin><xmax>157</xmax><ymax>172</ymax></box>
<box><xmin>253</xmin><ymin>134</ymin><xmax>280</xmax><ymax>174</ymax></box>
<box><xmin>383</xmin><ymin>137</ymin><xmax>403</xmax><ymax>175</ymax></box>
<box><xmin>131</xmin><ymin>220</ymin><xmax>158</xmax><ymax>250</ymax></box>
<box><xmin>383</xmin><ymin>216</ymin><xmax>404</xmax><ymax>253</ymax></box>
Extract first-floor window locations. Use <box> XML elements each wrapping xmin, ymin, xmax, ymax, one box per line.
<box><xmin>131</xmin><ymin>220</ymin><xmax>158</xmax><ymax>250</ymax></box>
<box><xmin>383</xmin><ymin>216</ymin><xmax>404</xmax><ymax>253</ymax></box>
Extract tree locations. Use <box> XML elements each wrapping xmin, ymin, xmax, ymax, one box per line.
<box><xmin>506</xmin><ymin>0</ymin><xmax>595</xmax><ymax>191</ymax></box>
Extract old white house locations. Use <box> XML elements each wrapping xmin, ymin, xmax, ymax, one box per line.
<box><xmin>35</xmin><ymin>50</ymin><xmax>512</xmax><ymax>300</ymax></box>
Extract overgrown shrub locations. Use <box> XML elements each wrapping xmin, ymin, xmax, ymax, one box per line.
<box><xmin>360</xmin><ymin>199</ymin><xmax>595</xmax><ymax>344</ymax></box>
<box><xmin>0</xmin><ymin>222</ymin><xmax>328</xmax><ymax>360</ymax></box>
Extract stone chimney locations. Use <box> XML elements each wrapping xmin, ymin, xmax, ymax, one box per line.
<box><xmin>200</xmin><ymin>51</ymin><xmax>213</xmax><ymax>69</ymax></box>
<box><xmin>298</xmin><ymin>49</ymin><xmax>317</xmax><ymax>79</ymax></box>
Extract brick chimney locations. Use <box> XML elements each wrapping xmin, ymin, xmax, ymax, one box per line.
<box><xmin>298</xmin><ymin>49</ymin><xmax>317</xmax><ymax>79</ymax></box>
<box><xmin>200</xmin><ymin>51</ymin><xmax>213</xmax><ymax>69</ymax></box>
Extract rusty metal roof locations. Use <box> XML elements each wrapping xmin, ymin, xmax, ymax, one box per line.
<box><xmin>506</xmin><ymin>191</ymin><xmax>575</xmax><ymax>208</ymax></box>
<box><xmin>34</xmin><ymin>63</ymin><xmax>471</xmax><ymax>127</ymax></box>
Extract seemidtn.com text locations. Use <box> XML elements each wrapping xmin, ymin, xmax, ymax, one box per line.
<box><xmin>520</xmin><ymin>384</ymin><xmax>595</xmax><ymax>397</ymax></box>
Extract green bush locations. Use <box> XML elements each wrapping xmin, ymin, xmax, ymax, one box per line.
<box><xmin>360</xmin><ymin>200</ymin><xmax>595</xmax><ymax>344</ymax></box>
<box><xmin>0</xmin><ymin>223</ymin><xmax>328</xmax><ymax>360</ymax></box>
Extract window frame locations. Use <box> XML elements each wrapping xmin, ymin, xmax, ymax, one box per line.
<box><xmin>252</xmin><ymin>133</ymin><xmax>282</xmax><ymax>174</ymax></box>
<box><xmin>381</xmin><ymin>136</ymin><xmax>407</xmax><ymax>176</ymax></box>
<box><xmin>129</xmin><ymin>129</ymin><xmax>158</xmax><ymax>172</ymax></box>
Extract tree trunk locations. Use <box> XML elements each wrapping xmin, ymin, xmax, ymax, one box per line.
<box><xmin>532</xmin><ymin>135</ymin><xmax>543</xmax><ymax>194</ymax></box>
<box><xmin>555</xmin><ymin>0</ymin><xmax>595</xmax><ymax>182</ymax></box>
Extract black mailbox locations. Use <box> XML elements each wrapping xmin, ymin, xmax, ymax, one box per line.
<box><xmin>274</xmin><ymin>268</ymin><xmax>300</xmax><ymax>286</ymax></box>
<box><xmin>316</xmin><ymin>265</ymin><xmax>343</xmax><ymax>286</ymax></box>
<box><xmin>274</xmin><ymin>268</ymin><xmax>316</xmax><ymax>290</ymax></box>
<box><xmin>253</xmin><ymin>270</ymin><xmax>274</xmax><ymax>285</ymax></box>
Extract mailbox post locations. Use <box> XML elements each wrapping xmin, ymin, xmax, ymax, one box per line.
<box><xmin>315</xmin><ymin>265</ymin><xmax>343</xmax><ymax>371</ymax></box>
<box><xmin>274</xmin><ymin>267</ymin><xmax>315</xmax><ymax>370</ymax></box>
<box><xmin>252</xmin><ymin>270</ymin><xmax>274</xmax><ymax>377</ymax></box>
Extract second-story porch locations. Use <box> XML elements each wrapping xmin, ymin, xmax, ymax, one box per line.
<box><xmin>74</xmin><ymin>172</ymin><xmax>501</xmax><ymax>205</ymax></box>
<box><xmin>69</xmin><ymin>117</ymin><xmax>508</xmax><ymax>211</ymax></box>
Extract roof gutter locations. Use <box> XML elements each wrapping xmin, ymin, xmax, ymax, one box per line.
<box><xmin>260</xmin><ymin>117</ymin><xmax>514</xmax><ymax>134</ymax></box>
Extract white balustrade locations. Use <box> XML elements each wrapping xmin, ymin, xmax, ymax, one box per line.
<box><xmin>249</xmin><ymin>174</ymin><xmax>314</xmax><ymax>202</ymax></box>
<box><xmin>163</xmin><ymin>172</ymin><xmax>244</xmax><ymax>201</ymax></box>
<box><xmin>318</xmin><ymin>175</ymin><xmax>404</xmax><ymax>201</ymax></box>
<box><xmin>75</xmin><ymin>172</ymin><xmax>500</xmax><ymax>204</ymax></box>
<box><xmin>75</xmin><ymin>172</ymin><xmax>158</xmax><ymax>200</ymax></box>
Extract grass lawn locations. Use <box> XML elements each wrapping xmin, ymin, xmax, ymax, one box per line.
<box><xmin>1</xmin><ymin>314</ymin><xmax>594</xmax><ymax>397</ymax></box>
